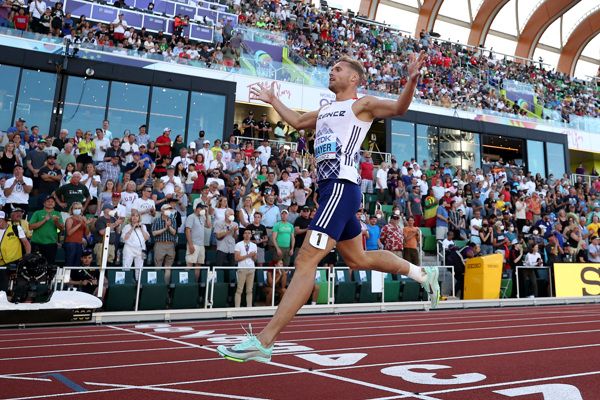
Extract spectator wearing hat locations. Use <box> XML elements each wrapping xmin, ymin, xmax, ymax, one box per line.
<box><xmin>94</xmin><ymin>202</ymin><xmax>123</xmax><ymax>266</ymax></box>
<box><xmin>103</xmin><ymin>138</ymin><xmax>125</xmax><ymax>164</ymax></box>
<box><xmin>0</xmin><ymin>209</ymin><xmax>30</xmax><ymax>274</ymax></box>
<box><xmin>272</xmin><ymin>208</ymin><xmax>294</xmax><ymax>266</ymax></box>
<box><xmin>152</xmin><ymin>204</ymin><xmax>178</xmax><ymax>283</ymax></box>
<box><xmin>156</xmin><ymin>128</ymin><xmax>172</xmax><ymax>159</ymax></box>
<box><xmin>160</xmin><ymin>165</ymin><xmax>182</xmax><ymax>198</ymax></box>
<box><xmin>214</xmin><ymin>208</ymin><xmax>238</xmax><ymax>266</ymax></box>
<box><xmin>221</xmin><ymin>142</ymin><xmax>233</xmax><ymax>164</ymax></box>
<box><xmin>198</xmin><ymin>140</ymin><xmax>214</xmax><ymax>170</ymax></box>
<box><xmin>37</xmin><ymin>154</ymin><xmax>62</xmax><ymax>204</ymax></box>
<box><xmin>29</xmin><ymin>196</ymin><xmax>63</xmax><ymax>264</ymax></box>
<box><xmin>185</xmin><ymin>203</ymin><xmax>211</xmax><ymax>279</ymax></box>
<box><xmin>256</xmin><ymin>139</ymin><xmax>271</xmax><ymax>166</ymax></box>
<box><xmin>242</xmin><ymin>110</ymin><xmax>256</xmax><ymax>138</ymax></box>
<box><xmin>3</xmin><ymin>165</ymin><xmax>33</xmax><ymax>214</ymax></box>
<box><xmin>257</xmin><ymin>113</ymin><xmax>272</xmax><ymax>140</ymax></box>
<box><xmin>9</xmin><ymin>207</ymin><xmax>31</xmax><ymax>239</ymax></box>
<box><xmin>97</xmin><ymin>154</ymin><xmax>122</xmax><ymax>188</ymax></box>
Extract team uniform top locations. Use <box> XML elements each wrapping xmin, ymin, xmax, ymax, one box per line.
<box><xmin>314</xmin><ymin>99</ymin><xmax>372</xmax><ymax>184</ymax></box>
<box><xmin>309</xmin><ymin>98</ymin><xmax>373</xmax><ymax>242</ymax></box>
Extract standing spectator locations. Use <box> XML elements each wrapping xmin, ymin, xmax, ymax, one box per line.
<box><xmin>522</xmin><ymin>244</ymin><xmax>543</xmax><ymax>297</ymax></box>
<box><xmin>81</xmin><ymin>163</ymin><xmax>101</xmax><ymax>215</ymax></box>
<box><xmin>57</xmin><ymin>143</ymin><xmax>77</xmax><ymax>170</ymax></box>
<box><xmin>121</xmin><ymin>210</ymin><xmax>149</xmax><ymax>280</ymax></box>
<box><xmin>152</xmin><ymin>204</ymin><xmax>178</xmax><ymax>284</ymax></box>
<box><xmin>242</xmin><ymin>111</ymin><xmax>256</xmax><ymax>138</ymax></box>
<box><xmin>112</xmin><ymin>13</ymin><xmax>127</xmax><ymax>41</ymax></box>
<box><xmin>198</xmin><ymin>140</ymin><xmax>214</xmax><ymax>169</ymax></box>
<box><xmin>408</xmin><ymin>185</ymin><xmax>423</xmax><ymax>227</ymax></box>
<box><xmin>13</xmin><ymin>7</ymin><xmax>29</xmax><ymax>31</ymax></box>
<box><xmin>380</xmin><ymin>214</ymin><xmax>404</xmax><ymax>258</ymax></box>
<box><xmin>272</xmin><ymin>209</ymin><xmax>294</xmax><ymax>266</ymax></box>
<box><xmin>359</xmin><ymin>151</ymin><xmax>374</xmax><ymax>194</ymax></box>
<box><xmin>156</xmin><ymin>128</ymin><xmax>172</xmax><ymax>159</ymax></box>
<box><xmin>276</xmin><ymin>171</ymin><xmax>294</xmax><ymax>209</ymax></box>
<box><xmin>161</xmin><ymin>165</ymin><xmax>182</xmax><ymax>197</ymax></box>
<box><xmin>101</xmin><ymin>120</ymin><xmax>112</xmax><ymax>140</ymax></box>
<box><xmin>53</xmin><ymin>172</ymin><xmax>91</xmax><ymax>212</ymax></box>
<box><xmin>0</xmin><ymin>210</ymin><xmax>30</xmax><ymax>267</ymax></box>
<box><xmin>589</xmin><ymin>236</ymin><xmax>600</xmax><ymax>263</ymax></box>
<box><xmin>26</xmin><ymin>139</ymin><xmax>47</xmax><ymax>186</ymax></box>
<box><xmin>214</xmin><ymin>208</ymin><xmax>238</xmax><ymax>266</ymax></box>
<box><xmin>104</xmin><ymin>138</ymin><xmax>125</xmax><ymax>164</ymax></box>
<box><xmin>94</xmin><ymin>129</ymin><xmax>109</xmax><ymax>164</ymax></box>
<box><xmin>479</xmin><ymin>220</ymin><xmax>494</xmax><ymax>255</ymax></box>
<box><xmin>365</xmin><ymin>214</ymin><xmax>381</xmax><ymax>251</ymax></box>
<box><xmin>38</xmin><ymin>154</ymin><xmax>62</xmax><ymax>203</ymax></box>
<box><xmin>132</xmin><ymin>186</ymin><xmax>156</xmax><ymax>231</ymax></box>
<box><xmin>3</xmin><ymin>165</ymin><xmax>32</xmax><ymax>213</ymax></box>
<box><xmin>259</xmin><ymin>194</ymin><xmax>281</xmax><ymax>231</ymax></box>
<box><xmin>64</xmin><ymin>202</ymin><xmax>89</xmax><ymax>267</ymax></box>
<box><xmin>0</xmin><ymin>142</ymin><xmax>20</xmax><ymax>179</ymax></box>
<box><xmin>243</xmin><ymin>211</ymin><xmax>268</xmax><ymax>267</ymax></box>
<box><xmin>435</xmin><ymin>198</ymin><xmax>450</xmax><ymax>241</ymax></box>
<box><xmin>29</xmin><ymin>196</ymin><xmax>63</xmax><ymax>264</ymax></box>
<box><xmin>94</xmin><ymin>203</ymin><xmax>122</xmax><ymax>266</ymax></box>
<box><xmin>376</xmin><ymin>162</ymin><xmax>389</xmax><ymax>203</ymax></box>
<box><xmin>256</xmin><ymin>113</ymin><xmax>272</xmax><ymax>140</ymax></box>
<box><xmin>234</xmin><ymin>228</ymin><xmax>257</xmax><ymax>307</ymax></box>
<box><xmin>403</xmin><ymin>216</ymin><xmax>420</xmax><ymax>265</ymax></box>
<box><xmin>29</xmin><ymin>0</ymin><xmax>47</xmax><ymax>33</ymax></box>
<box><xmin>185</xmin><ymin>203</ymin><xmax>211</xmax><ymax>280</ymax></box>
<box><xmin>76</xmin><ymin>131</ymin><xmax>95</xmax><ymax>170</ymax></box>
<box><xmin>97</xmin><ymin>155</ymin><xmax>122</xmax><ymax>188</ymax></box>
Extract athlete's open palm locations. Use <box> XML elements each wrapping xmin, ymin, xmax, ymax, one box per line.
<box><xmin>250</xmin><ymin>82</ymin><xmax>276</xmax><ymax>104</ymax></box>
<box><xmin>407</xmin><ymin>51</ymin><xmax>427</xmax><ymax>80</ymax></box>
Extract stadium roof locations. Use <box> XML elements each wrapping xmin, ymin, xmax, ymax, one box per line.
<box><xmin>329</xmin><ymin>0</ymin><xmax>599</xmax><ymax>79</ymax></box>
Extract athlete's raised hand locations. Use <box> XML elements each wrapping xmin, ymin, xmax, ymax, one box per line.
<box><xmin>407</xmin><ymin>51</ymin><xmax>427</xmax><ymax>80</ymax></box>
<box><xmin>250</xmin><ymin>82</ymin><xmax>277</xmax><ymax>104</ymax></box>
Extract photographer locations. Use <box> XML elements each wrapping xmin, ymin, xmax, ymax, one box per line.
<box><xmin>0</xmin><ymin>210</ymin><xmax>31</xmax><ymax>291</ymax></box>
<box><xmin>521</xmin><ymin>244</ymin><xmax>543</xmax><ymax>298</ymax></box>
<box><xmin>68</xmin><ymin>249</ymin><xmax>106</xmax><ymax>300</ymax></box>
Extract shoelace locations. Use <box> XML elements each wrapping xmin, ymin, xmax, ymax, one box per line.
<box><xmin>241</xmin><ymin>323</ymin><xmax>254</xmax><ymax>339</ymax></box>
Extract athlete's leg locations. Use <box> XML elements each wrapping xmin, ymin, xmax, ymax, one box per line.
<box><xmin>336</xmin><ymin>234</ymin><xmax>420</xmax><ymax>277</ymax></box>
<box><xmin>257</xmin><ymin>232</ymin><xmax>335</xmax><ymax>347</ymax></box>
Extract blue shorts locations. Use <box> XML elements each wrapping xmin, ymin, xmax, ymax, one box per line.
<box><xmin>309</xmin><ymin>179</ymin><xmax>362</xmax><ymax>242</ymax></box>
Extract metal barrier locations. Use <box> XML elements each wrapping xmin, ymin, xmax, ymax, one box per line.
<box><xmin>515</xmin><ymin>266</ymin><xmax>553</xmax><ymax>299</ymax></box>
<box><xmin>231</xmin><ymin>135</ymin><xmax>297</xmax><ymax>152</ymax></box>
<box><xmin>571</xmin><ymin>173</ymin><xmax>598</xmax><ymax>187</ymax></box>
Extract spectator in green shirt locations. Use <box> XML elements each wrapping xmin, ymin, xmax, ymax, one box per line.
<box><xmin>29</xmin><ymin>196</ymin><xmax>64</xmax><ymax>264</ymax></box>
<box><xmin>57</xmin><ymin>143</ymin><xmax>77</xmax><ymax>170</ymax></box>
<box><xmin>53</xmin><ymin>172</ymin><xmax>91</xmax><ymax>212</ymax></box>
<box><xmin>272</xmin><ymin>209</ymin><xmax>295</xmax><ymax>266</ymax></box>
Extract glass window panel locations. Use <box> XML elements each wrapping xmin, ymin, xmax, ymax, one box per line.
<box><xmin>461</xmin><ymin>131</ymin><xmax>480</xmax><ymax>171</ymax></box>
<box><xmin>16</xmin><ymin>69</ymin><xmax>56</xmax><ymax>135</ymax></box>
<box><xmin>546</xmin><ymin>143</ymin><xmax>566</xmax><ymax>178</ymax></box>
<box><xmin>527</xmin><ymin>140</ymin><xmax>545</xmax><ymax>177</ymax></box>
<box><xmin>391</xmin><ymin>120</ymin><xmax>415</xmax><ymax>164</ymax></box>
<box><xmin>148</xmin><ymin>86</ymin><xmax>188</xmax><ymax>141</ymax></box>
<box><xmin>61</xmin><ymin>77</ymin><xmax>108</xmax><ymax>136</ymax></box>
<box><xmin>416</xmin><ymin>124</ymin><xmax>438</xmax><ymax>165</ymax></box>
<box><xmin>0</xmin><ymin>65</ymin><xmax>20</xmax><ymax>132</ymax></box>
<box><xmin>107</xmin><ymin>82</ymin><xmax>149</xmax><ymax>140</ymax></box>
<box><xmin>187</xmin><ymin>92</ymin><xmax>226</xmax><ymax>146</ymax></box>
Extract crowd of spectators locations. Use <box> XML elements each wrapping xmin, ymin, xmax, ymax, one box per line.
<box><xmin>1</xmin><ymin>0</ymin><xmax>597</xmax><ymax>123</ymax></box>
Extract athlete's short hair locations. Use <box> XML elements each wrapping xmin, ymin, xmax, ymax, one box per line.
<box><xmin>338</xmin><ymin>56</ymin><xmax>366</xmax><ymax>83</ymax></box>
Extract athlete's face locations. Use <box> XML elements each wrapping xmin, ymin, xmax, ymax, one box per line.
<box><xmin>328</xmin><ymin>62</ymin><xmax>358</xmax><ymax>93</ymax></box>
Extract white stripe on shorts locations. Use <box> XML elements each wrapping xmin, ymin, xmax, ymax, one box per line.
<box><xmin>315</xmin><ymin>182</ymin><xmax>344</xmax><ymax>229</ymax></box>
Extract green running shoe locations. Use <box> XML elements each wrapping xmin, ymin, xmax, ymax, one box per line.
<box><xmin>217</xmin><ymin>325</ymin><xmax>273</xmax><ymax>363</ymax></box>
<box><xmin>421</xmin><ymin>266</ymin><xmax>440</xmax><ymax>309</ymax></box>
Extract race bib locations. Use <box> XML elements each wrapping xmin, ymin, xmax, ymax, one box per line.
<box><xmin>309</xmin><ymin>230</ymin><xmax>329</xmax><ymax>250</ymax></box>
<box><xmin>314</xmin><ymin>126</ymin><xmax>337</xmax><ymax>163</ymax></box>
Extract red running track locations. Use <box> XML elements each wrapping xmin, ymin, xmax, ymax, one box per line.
<box><xmin>1</xmin><ymin>304</ymin><xmax>600</xmax><ymax>400</ymax></box>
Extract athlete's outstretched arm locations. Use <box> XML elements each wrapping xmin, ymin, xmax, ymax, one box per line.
<box><xmin>358</xmin><ymin>51</ymin><xmax>427</xmax><ymax>119</ymax></box>
<box><xmin>250</xmin><ymin>83</ymin><xmax>319</xmax><ymax>130</ymax></box>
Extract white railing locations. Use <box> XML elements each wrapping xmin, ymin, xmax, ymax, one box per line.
<box><xmin>231</xmin><ymin>135</ymin><xmax>298</xmax><ymax>152</ymax></box>
<box><xmin>571</xmin><ymin>173</ymin><xmax>598</xmax><ymax>187</ymax></box>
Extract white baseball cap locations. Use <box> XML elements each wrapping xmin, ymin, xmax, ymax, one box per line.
<box><xmin>0</xmin><ymin>211</ymin><xmax>5</xmax><ymax>219</ymax></box>
<box><xmin>163</xmin><ymin>127</ymin><xmax>171</xmax><ymax>133</ymax></box>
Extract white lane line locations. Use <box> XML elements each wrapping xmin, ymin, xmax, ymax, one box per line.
<box><xmin>0</xmin><ymin>338</ymin><xmax>158</xmax><ymax>351</ymax></box>
<box><xmin>1</xmin><ymin>305</ymin><xmax>598</xmax><ymax>339</ymax></box>
<box><xmin>1</xmin><ymin>388</ymin><xmax>129</xmax><ymax>400</ymax></box>
<box><xmin>0</xmin><ymin>375</ymin><xmax>52</xmax><ymax>382</ymax></box>
<box><xmin>0</xmin><ymin>332</ymin><xmax>137</xmax><ymax>344</ymax></box>
<box><xmin>0</xmin><ymin>346</ymin><xmax>188</xmax><ymax>362</ymax></box>
<box><xmin>4</xmin><ymin>326</ymin><xmax>599</xmax><ymax>377</ymax></box>
<box><xmin>85</xmin><ymin>381</ymin><xmax>271</xmax><ymax>400</ymax></box>
<box><xmin>107</xmin><ymin>325</ymin><xmax>440</xmax><ymax>400</ymax></box>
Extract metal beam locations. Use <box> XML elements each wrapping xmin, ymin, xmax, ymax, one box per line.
<box><xmin>514</xmin><ymin>0</ymin><xmax>579</xmax><ymax>61</ymax></box>
<box><xmin>468</xmin><ymin>0</ymin><xmax>511</xmax><ymax>47</ymax></box>
<box><xmin>557</xmin><ymin>7</ymin><xmax>600</xmax><ymax>75</ymax></box>
<box><xmin>415</xmin><ymin>0</ymin><xmax>445</xmax><ymax>37</ymax></box>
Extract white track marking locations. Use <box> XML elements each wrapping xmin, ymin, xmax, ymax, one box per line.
<box><xmin>0</xmin><ymin>332</ymin><xmax>137</xmax><ymax>343</ymax></box>
<box><xmin>1</xmin><ymin>388</ymin><xmax>129</xmax><ymax>400</ymax></box>
<box><xmin>0</xmin><ymin>338</ymin><xmax>158</xmax><ymax>351</ymax></box>
<box><xmin>106</xmin><ymin>325</ymin><xmax>441</xmax><ymax>400</ymax></box>
<box><xmin>0</xmin><ymin>375</ymin><xmax>51</xmax><ymax>382</ymax></box>
<box><xmin>3</xmin><ymin>326</ymin><xmax>599</xmax><ymax>378</ymax></box>
<box><xmin>85</xmin><ymin>381</ymin><xmax>271</xmax><ymax>400</ymax></box>
<box><xmin>1</xmin><ymin>304</ymin><xmax>598</xmax><ymax>338</ymax></box>
<box><xmin>0</xmin><ymin>346</ymin><xmax>188</xmax><ymax>362</ymax></box>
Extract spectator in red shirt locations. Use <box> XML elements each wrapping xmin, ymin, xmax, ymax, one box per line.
<box><xmin>156</xmin><ymin>128</ymin><xmax>172</xmax><ymax>158</ymax></box>
<box><xmin>359</xmin><ymin>151</ymin><xmax>374</xmax><ymax>194</ymax></box>
<box><xmin>13</xmin><ymin>8</ymin><xmax>29</xmax><ymax>31</ymax></box>
<box><xmin>380</xmin><ymin>214</ymin><xmax>404</xmax><ymax>258</ymax></box>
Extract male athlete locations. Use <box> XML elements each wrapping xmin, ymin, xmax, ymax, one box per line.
<box><xmin>218</xmin><ymin>52</ymin><xmax>439</xmax><ymax>363</ymax></box>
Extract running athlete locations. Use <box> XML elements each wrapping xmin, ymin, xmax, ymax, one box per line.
<box><xmin>217</xmin><ymin>53</ymin><xmax>439</xmax><ymax>363</ymax></box>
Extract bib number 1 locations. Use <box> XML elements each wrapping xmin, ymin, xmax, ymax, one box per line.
<box><xmin>309</xmin><ymin>231</ymin><xmax>328</xmax><ymax>250</ymax></box>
